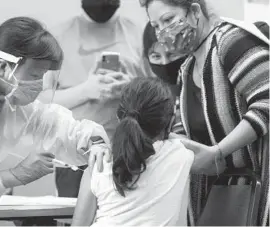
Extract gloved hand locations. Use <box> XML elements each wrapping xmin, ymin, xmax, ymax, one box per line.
<box><xmin>9</xmin><ymin>151</ymin><xmax>55</xmax><ymax>185</ymax></box>
<box><xmin>76</xmin><ymin>119</ymin><xmax>110</xmax><ymax>152</ymax></box>
<box><xmin>88</xmin><ymin>143</ymin><xmax>111</xmax><ymax>172</ymax></box>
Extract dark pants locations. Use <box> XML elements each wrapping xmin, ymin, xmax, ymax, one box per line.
<box><xmin>55</xmin><ymin>165</ymin><xmax>88</xmax><ymax>198</ymax></box>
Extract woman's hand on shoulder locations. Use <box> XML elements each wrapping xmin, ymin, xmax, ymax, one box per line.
<box><xmin>176</xmin><ymin>138</ymin><xmax>226</xmax><ymax>175</ymax></box>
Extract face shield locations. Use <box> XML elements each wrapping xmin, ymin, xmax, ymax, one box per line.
<box><xmin>38</xmin><ymin>67</ymin><xmax>61</xmax><ymax>105</ymax></box>
<box><xmin>0</xmin><ymin>51</ymin><xmax>22</xmax><ymax>106</ymax></box>
<box><xmin>0</xmin><ymin>50</ymin><xmax>61</xmax><ymax>107</ymax></box>
<box><xmin>0</xmin><ymin>52</ymin><xmax>61</xmax><ymax>162</ymax></box>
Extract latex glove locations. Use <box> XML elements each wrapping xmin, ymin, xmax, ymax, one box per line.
<box><xmin>88</xmin><ymin>143</ymin><xmax>111</xmax><ymax>172</ymax></box>
<box><xmin>9</xmin><ymin>151</ymin><xmax>55</xmax><ymax>185</ymax></box>
<box><xmin>178</xmin><ymin>137</ymin><xmax>226</xmax><ymax>175</ymax></box>
<box><xmin>76</xmin><ymin>119</ymin><xmax>110</xmax><ymax>155</ymax></box>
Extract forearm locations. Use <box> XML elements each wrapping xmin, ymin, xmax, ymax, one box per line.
<box><xmin>217</xmin><ymin>119</ymin><xmax>257</xmax><ymax>157</ymax></box>
<box><xmin>0</xmin><ymin>169</ymin><xmax>22</xmax><ymax>193</ymax></box>
<box><xmin>39</xmin><ymin>82</ymin><xmax>90</xmax><ymax>109</ymax></box>
<box><xmin>53</xmin><ymin>82</ymin><xmax>91</xmax><ymax>109</ymax></box>
<box><xmin>72</xmin><ymin>168</ymin><xmax>97</xmax><ymax>226</ymax></box>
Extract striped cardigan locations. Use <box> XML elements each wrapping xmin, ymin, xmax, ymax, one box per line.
<box><xmin>173</xmin><ymin>22</ymin><xmax>269</xmax><ymax>225</ymax></box>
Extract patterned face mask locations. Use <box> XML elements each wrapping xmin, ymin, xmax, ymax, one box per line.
<box><xmin>156</xmin><ymin>17</ymin><xmax>199</xmax><ymax>55</ymax></box>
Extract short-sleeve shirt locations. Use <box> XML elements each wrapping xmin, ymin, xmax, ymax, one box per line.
<box><xmin>90</xmin><ymin>139</ymin><xmax>194</xmax><ymax>226</ymax></box>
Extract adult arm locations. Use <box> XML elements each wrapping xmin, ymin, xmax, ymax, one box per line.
<box><xmin>25</xmin><ymin>101</ymin><xmax>110</xmax><ymax>167</ymax></box>
<box><xmin>0</xmin><ymin>151</ymin><xmax>54</xmax><ymax>195</ymax></box>
<box><xmin>40</xmin><ymin>82</ymin><xmax>90</xmax><ymax>110</ymax></box>
<box><xmin>218</xmin><ymin>29</ymin><xmax>269</xmax><ymax>156</ymax></box>
<box><xmin>180</xmin><ymin>30</ymin><xmax>269</xmax><ymax>174</ymax></box>
<box><xmin>0</xmin><ymin>171</ymin><xmax>21</xmax><ymax>194</ymax></box>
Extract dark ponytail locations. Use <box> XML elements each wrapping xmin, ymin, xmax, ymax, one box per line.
<box><xmin>112</xmin><ymin>116</ymin><xmax>155</xmax><ymax>196</ymax></box>
<box><xmin>112</xmin><ymin>78</ymin><xmax>174</xmax><ymax>196</ymax></box>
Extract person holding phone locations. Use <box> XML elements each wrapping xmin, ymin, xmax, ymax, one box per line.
<box><xmin>47</xmin><ymin>0</ymin><xmax>153</xmax><ymax>198</ymax></box>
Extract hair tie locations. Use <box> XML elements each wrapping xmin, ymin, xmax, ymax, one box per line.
<box><xmin>126</xmin><ymin>110</ymin><xmax>140</xmax><ymax>120</ymax></box>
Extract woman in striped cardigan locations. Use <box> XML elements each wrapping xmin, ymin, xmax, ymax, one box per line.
<box><xmin>142</xmin><ymin>0</ymin><xmax>269</xmax><ymax>225</ymax></box>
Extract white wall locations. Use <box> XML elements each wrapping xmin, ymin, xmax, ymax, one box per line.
<box><xmin>244</xmin><ymin>1</ymin><xmax>270</xmax><ymax>23</ymax></box>
<box><xmin>0</xmin><ymin>0</ymin><xmax>246</xmax><ymax>30</ymax></box>
<box><xmin>3</xmin><ymin>0</ymin><xmax>268</xmax><ymax>29</ymax></box>
<box><xmin>208</xmin><ymin>0</ymin><xmax>245</xmax><ymax>20</ymax></box>
<box><xmin>0</xmin><ymin>0</ymin><xmax>148</xmax><ymax>28</ymax></box>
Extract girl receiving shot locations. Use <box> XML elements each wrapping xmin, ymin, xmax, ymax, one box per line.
<box><xmin>72</xmin><ymin>78</ymin><xmax>194</xmax><ymax>226</ymax></box>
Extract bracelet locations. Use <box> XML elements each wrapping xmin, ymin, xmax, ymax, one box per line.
<box><xmin>215</xmin><ymin>144</ymin><xmax>224</xmax><ymax>176</ymax></box>
<box><xmin>216</xmin><ymin>144</ymin><xmax>224</xmax><ymax>161</ymax></box>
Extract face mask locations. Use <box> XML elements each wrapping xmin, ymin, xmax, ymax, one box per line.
<box><xmin>157</xmin><ymin>17</ymin><xmax>199</xmax><ymax>55</ymax></box>
<box><xmin>150</xmin><ymin>57</ymin><xmax>186</xmax><ymax>98</ymax></box>
<box><xmin>11</xmin><ymin>79</ymin><xmax>43</xmax><ymax>106</ymax></box>
<box><xmin>82</xmin><ymin>0</ymin><xmax>120</xmax><ymax>23</ymax></box>
<box><xmin>150</xmin><ymin>57</ymin><xmax>186</xmax><ymax>85</ymax></box>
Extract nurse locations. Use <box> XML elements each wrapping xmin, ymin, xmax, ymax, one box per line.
<box><xmin>0</xmin><ymin>17</ymin><xmax>110</xmax><ymax>195</ymax></box>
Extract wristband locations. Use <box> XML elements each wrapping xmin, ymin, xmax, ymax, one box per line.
<box><xmin>215</xmin><ymin>144</ymin><xmax>224</xmax><ymax>176</ymax></box>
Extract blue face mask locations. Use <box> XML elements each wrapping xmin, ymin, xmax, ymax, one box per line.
<box><xmin>10</xmin><ymin>79</ymin><xmax>43</xmax><ymax>106</ymax></box>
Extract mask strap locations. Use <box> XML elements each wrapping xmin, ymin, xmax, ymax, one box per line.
<box><xmin>193</xmin><ymin>24</ymin><xmax>221</xmax><ymax>53</ymax></box>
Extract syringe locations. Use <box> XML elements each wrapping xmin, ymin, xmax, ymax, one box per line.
<box><xmin>52</xmin><ymin>159</ymin><xmax>82</xmax><ymax>172</ymax></box>
<box><xmin>9</xmin><ymin>152</ymin><xmax>82</xmax><ymax>172</ymax></box>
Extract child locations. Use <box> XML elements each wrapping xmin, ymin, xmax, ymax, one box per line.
<box><xmin>72</xmin><ymin>78</ymin><xmax>194</xmax><ymax>226</ymax></box>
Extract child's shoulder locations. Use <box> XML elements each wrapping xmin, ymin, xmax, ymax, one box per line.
<box><xmin>163</xmin><ymin>138</ymin><xmax>194</xmax><ymax>163</ymax></box>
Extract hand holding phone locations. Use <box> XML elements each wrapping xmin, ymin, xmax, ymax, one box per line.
<box><xmin>99</xmin><ymin>52</ymin><xmax>120</xmax><ymax>72</ymax></box>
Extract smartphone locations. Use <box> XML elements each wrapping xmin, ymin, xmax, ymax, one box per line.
<box><xmin>100</xmin><ymin>52</ymin><xmax>120</xmax><ymax>72</ymax></box>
